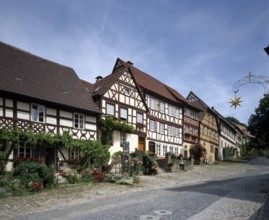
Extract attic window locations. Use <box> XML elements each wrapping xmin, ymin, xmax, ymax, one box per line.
<box><xmin>15</xmin><ymin>76</ymin><xmax>22</xmax><ymax>81</ymax></box>
<box><xmin>124</xmin><ymin>87</ymin><xmax>130</xmax><ymax>96</ymax></box>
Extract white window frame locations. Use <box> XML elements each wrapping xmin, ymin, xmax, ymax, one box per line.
<box><xmin>71</xmin><ymin>148</ymin><xmax>80</xmax><ymax>160</ymax></box>
<box><xmin>120</xmin><ymin>132</ymin><xmax>126</xmax><ymax>146</ymax></box>
<box><xmin>124</xmin><ymin>87</ymin><xmax>131</xmax><ymax>96</ymax></box>
<box><xmin>149</xmin><ymin>120</ymin><xmax>156</xmax><ymax>132</ymax></box>
<box><xmin>169</xmin><ymin>146</ymin><xmax>174</xmax><ymax>153</ymax></box>
<box><xmin>159</xmin><ymin>123</ymin><xmax>165</xmax><ymax>134</ymax></box>
<box><xmin>163</xmin><ymin>145</ymin><xmax>168</xmax><ymax>156</ymax></box>
<box><xmin>159</xmin><ymin>101</ymin><xmax>165</xmax><ymax>113</ymax></box>
<box><xmin>156</xmin><ymin>143</ymin><xmax>162</xmax><ymax>156</ymax></box>
<box><xmin>18</xmin><ymin>142</ymin><xmax>32</xmax><ymax>158</ymax></box>
<box><xmin>136</xmin><ymin>113</ymin><xmax>143</xmax><ymax>124</ymax></box>
<box><xmin>168</xmin><ymin>126</ymin><xmax>173</xmax><ymax>136</ymax></box>
<box><xmin>120</xmin><ymin>108</ymin><xmax>128</xmax><ymax>122</ymax></box>
<box><xmin>106</xmin><ymin>103</ymin><xmax>115</xmax><ymax>116</ymax></box>
<box><xmin>31</xmin><ymin>103</ymin><xmax>45</xmax><ymax>123</ymax></box>
<box><xmin>74</xmin><ymin>113</ymin><xmax>84</xmax><ymax>129</ymax></box>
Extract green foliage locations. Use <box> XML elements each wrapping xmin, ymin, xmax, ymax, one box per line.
<box><xmin>0</xmin><ymin>173</ymin><xmax>28</xmax><ymax>197</ymax></box>
<box><xmin>13</xmin><ymin>161</ymin><xmax>50</xmax><ymax>188</ymax></box>
<box><xmin>0</xmin><ymin>150</ymin><xmax>8</xmax><ymax>173</ymax></box>
<box><xmin>98</xmin><ymin>116</ymin><xmax>134</xmax><ymax>145</ymax></box>
<box><xmin>223</xmin><ymin>147</ymin><xmax>237</xmax><ymax>159</ymax></box>
<box><xmin>248</xmin><ymin>94</ymin><xmax>269</xmax><ymax>150</ymax></box>
<box><xmin>190</xmin><ymin>143</ymin><xmax>206</xmax><ymax>164</ymax></box>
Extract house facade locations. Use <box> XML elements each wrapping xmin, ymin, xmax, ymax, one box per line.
<box><xmin>187</xmin><ymin>92</ymin><xmax>219</xmax><ymax>163</ymax></box>
<box><xmin>212</xmin><ymin>108</ymin><xmax>237</xmax><ymax>160</ymax></box>
<box><xmin>114</xmin><ymin>59</ymin><xmax>189</xmax><ymax>158</ymax></box>
<box><xmin>84</xmin><ymin>62</ymin><xmax>148</xmax><ymax>157</ymax></box>
<box><xmin>182</xmin><ymin>105</ymin><xmax>201</xmax><ymax>158</ymax></box>
<box><xmin>0</xmin><ymin>41</ymin><xmax>100</xmax><ymax>171</ymax></box>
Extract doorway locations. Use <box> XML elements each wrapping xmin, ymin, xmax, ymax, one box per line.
<box><xmin>138</xmin><ymin>137</ymin><xmax>146</xmax><ymax>152</ymax></box>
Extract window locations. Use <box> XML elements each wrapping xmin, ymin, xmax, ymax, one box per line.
<box><xmin>169</xmin><ymin>146</ymin><xmax>174</xmax><ymax>153</ymax></box>
<box><xmin>175</xmin><ymin>108</ymin><xmax>180</xmax><ymax>118</ymax></box>
<box><xmin>163</xmin><ymin>145</ymin><xmax>167</xmax><ymax>156</ymax></box>
<box><xmin>175</xmin><ymin>127</ymin><xmax>180</xmax><ymax>137</ymax></box>
<box><xmin>168</xmin><ymin>105</ymin><xmax>173</xmax><ymax>116</ymax></box>
<box><xmin>149</xmin><ymin>120</ymin><xmax>157</xmax><ymax>131</ymax></box>
<box><xmin>136</xmin><ymin>113</ymin><xmax>143</xmax><ymax>124</ymax></box>
<box><xmin>156</xmin><ymin>143</ymin><xmax>161</xmax><ymax>156</ymax></box>
<box><xmin>159</xmin><ymin>123</ymin><xmax>164</xmax><ymax>134</ymax></box>
<box><xmin>210</xmin><ymin>145</ymin><xmax>214</xmax><ymax>153</ymax></box>
<box><xmin>159</xmin><ymin>101</ymin><xmax>165</xmax><ymax>113</ymax></box>
<box><xmin>175</xmin><ymin>147</ymin><xmax>179</xmax><ymax>155</ymax></box>
<box><xmin>120</xmin><ymin>132</ymin><xmax>126</xmax><ymax>146</ymax></box>
<box><xmin>168</xmin><ymin>126</ymin><xmax>173</xmax><ymax>136</ymax></box>
<box><xmin>149</xmin><ymin>97</ymin><xmax>157</xmax><ymax>110</ymax></box>
<box><xmin>124</xmin><ymin>87</ymin><xmax>131</xmax><ymax>96</ymax></box>
<box><xmin>18</xmin><ymin>142</ymin><xmax>32</xmax><ymax>158</ymax></box>
<box><xmin>74</xmin><ymin>113</ymin><xmax>84</xmax><ymax>129</ymax></box>
<box><xmin>71</xmin><ymin>148</ymin><xmax>80</xmax><ymax>160</ymax></box>
<box><xmin>120</xmin><ymin>108</ymin><xmax>127</xmax><ymax>121</ymax></box>
<box><xmin>106</xmin><ymin>103</ymin><xmax>115</xmax><ymax>116</ymax></box>
<box><xmin>31</xmin><ymin>104</ymin><xmax>45</xmax><ymax>122</ymax></box>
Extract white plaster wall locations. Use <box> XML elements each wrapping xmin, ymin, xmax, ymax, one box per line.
<box><xmin>60</xmin><ymin>110</ymin><xmax>72</xmax><ymax>119</ymax></box>
<box><xmin>119</xmin><ymin>94</ymin><xmax>124</xmax><ymax>103</ymax></box>
<box><xmin>128</xmin><ymin>133</ymin><xmax>138</xmax><ymax>153</ymax></box>
<box><xmin>17</xmin><ymin>101</ymin><xmax>29</xmax><ymax>111</ymax></box>
<box><xmin>47</xmin><ymin>108</ymin><xmax>57</xmax><ymax>116</ymax></box>
<box><xmin>5</xmin><ymin>109</ymin><xmax>13</xmax><ymax>118</ymax></box>
<box><xmin>85</xmin><ymin>123</ymin><xmax>96</xmax><ymax>131</ymax></box>
<box><xmin>86</xmin><ymin>116</ymin><xmax>96</xmax><ymax>123</ymax></box>
<box><xmin>5</xmin><ymin>99</ymin><xmax>13</xmax><ymax>108</ymax></box>
<box><xmin>17</xmin><ymin>111</ymin><xmax>30</xmax><ymax>120</ymax></box>
<box><xmin>46</xmin><ymin>116</ymin><xmax>57</xmax><ymax>125</ymax></box>
<box><xmin>0</xmin><ymin>108</ymin><xmax>3</xmax><ymax>117</ymax></box>
<box><xmin>60</xmin><ymin>118</ymin><xmax>72</xmax><ymax>127</ymax></box>
<box><xmin>109</xmin><ymin>130</ymin><xmax>121</xmax><ymax>158</ymax></box>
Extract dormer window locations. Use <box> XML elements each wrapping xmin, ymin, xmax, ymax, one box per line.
<box><xmin>124</xmin><ymin>87</ymin><xmax>130</xmax><ymax>96</ymax></box>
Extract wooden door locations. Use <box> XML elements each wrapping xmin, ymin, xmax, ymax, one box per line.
<box><xmin>138</xmin><ymin>137</ymin><xmax>145</xmax><ymax>152</ymax></box>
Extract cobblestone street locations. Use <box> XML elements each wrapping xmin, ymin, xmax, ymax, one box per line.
<box><xmin>1</xmin><ymin>159</ymin><xmax>269</xmax><ymax>219</ymax></box>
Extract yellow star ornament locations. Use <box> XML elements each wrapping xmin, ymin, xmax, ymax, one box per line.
<box><xmin>230</xmin><ymin>95</ymin><xmax>242</xmax><ymax>109</ymax></box>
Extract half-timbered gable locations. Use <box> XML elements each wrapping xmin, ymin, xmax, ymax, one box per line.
<box><xmin>187</xmin><ymin>91</ymin><xmax>219</xmax><ymax>164</ymax></box>
<box><xmin>0</xmin><ymin>41</ymin><xmax>100</xmax><ymax>171</ymax></box>
<box><xmin>115</xmin><ymin>59</ymin><xmax>191</xmax><ymax>158</ymax></box>
<box><xmin>89</xmin><ymin>65</ymin><xmax>148</xmax><ymax>156</ymax></box>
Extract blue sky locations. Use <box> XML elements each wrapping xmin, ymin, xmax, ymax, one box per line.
<box><xmin>1</xmin><ymin>0</ymin><xmax>269</xmax><ymax>124</ymax></box>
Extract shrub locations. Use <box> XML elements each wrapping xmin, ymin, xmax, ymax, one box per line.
<box><xmin>13</xmin><ymin>161</ymin><xmax>50</xmax><ymax>189</ymax></box>
<box><xmin>190</xmin><ymin>143</ymin><xmax>206</xmax><ymax>164</ymax></box>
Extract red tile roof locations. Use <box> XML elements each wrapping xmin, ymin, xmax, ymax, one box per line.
<box><xmin>0</xmin><ymin>41</ymin><xmax>100</xmax><ymax>113</ymax></box>
<box><xmin>116</xmin><ymin>58</ymin><xmax>189</xmax><ymax>105</ymax></box>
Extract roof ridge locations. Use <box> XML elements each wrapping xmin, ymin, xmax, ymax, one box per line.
<box><xmin>0</xmin><ymin>41</ymin><xmax>74</xmax><ymax>71</ymax></box>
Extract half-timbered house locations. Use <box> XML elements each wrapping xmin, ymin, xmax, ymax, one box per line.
<box><xmin>84</xmin><ymin>63</ymin><xmax>148</xmax><ymax>157</ymax></box>
<box><xmin>0</xmin><ymin>41</ymin><xmax>100</xmax><ymax>171</ymax></box>
<box><xmin>183</xmin><ymin>105</ymin><xmax>201</xmax><ymax>158</ymax></box>
<box><xmin>187</xmin><ymin>92</ymin><xmax>219</xmax><ymax>163</ymax></box>
<box><xmin>114</xmin><ymin>59</ymin><xmax>189</xmax><ymax>158</ymax></box>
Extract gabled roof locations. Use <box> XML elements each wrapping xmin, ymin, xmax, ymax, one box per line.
<box><xmin>0</xmin><ymin>41</ymin><xmax>100</xmax><ymax>113</ymax></box>
<box><xmin>187</xmin><ymin>91</ymin><xmax>218</xmax><ymax>121</ymax></box>
<box><xmin>211</xmin><ymin>107</ymin><xmax>236</xmax><ymax>132</ymax></box>
<box><xmin>114</xmin><ymin>58</ymin><xmax>189</xmax><ymax>106</ymax></box>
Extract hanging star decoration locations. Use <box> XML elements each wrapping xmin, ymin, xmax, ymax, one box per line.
<box><xmin>229</xmin><ymin>93</ymin><xmax>242</xmax><ymax>109</ymax></box>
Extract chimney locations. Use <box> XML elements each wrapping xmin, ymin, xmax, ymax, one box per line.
<box><xmin>95</xmin><ymin>76</ymin><xmax>103</xmax><ymax>82</ymax></box>
<box><xmin>127</xmin><ymin>61</ymin><xmax>133</xmax><ymax>65</ymax></box>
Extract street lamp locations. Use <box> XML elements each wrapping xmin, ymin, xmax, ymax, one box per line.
<box><xmin>264</xmin><ymin>45</ymin><xmax>269</xmax><ymax>56</ymax></box>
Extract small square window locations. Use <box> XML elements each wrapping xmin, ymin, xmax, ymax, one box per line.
<box><xmin>31</xmin><ymin>104</ymin><xmax>45</xmax><ymax>122</ymax></box>
<box><xmin>124</xmin><ymin>88</ymin><xmax>130</xmax><ymax>96</ymax></box>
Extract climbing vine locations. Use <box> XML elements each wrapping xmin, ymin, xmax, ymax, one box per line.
<box><xmin>98</xmin><ymin>116</ymin><xmax>134</xmax><ymax>145</ymax></box>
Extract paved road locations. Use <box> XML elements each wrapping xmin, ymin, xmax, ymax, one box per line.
<box><xmin>13</xmin><ymin>169</ymin><xmax>269</xmax><ymax>220</ymax></box>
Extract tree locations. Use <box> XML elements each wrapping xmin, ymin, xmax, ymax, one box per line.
<box><xmin>248</xmin><ymin>94</ymin><xmax>269</xmax><ymax>149</ymax></box>
<box><xmin>190</xmin><ymin>143</ymin><xmax>206</xmax><ymax>164</ymax></box>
